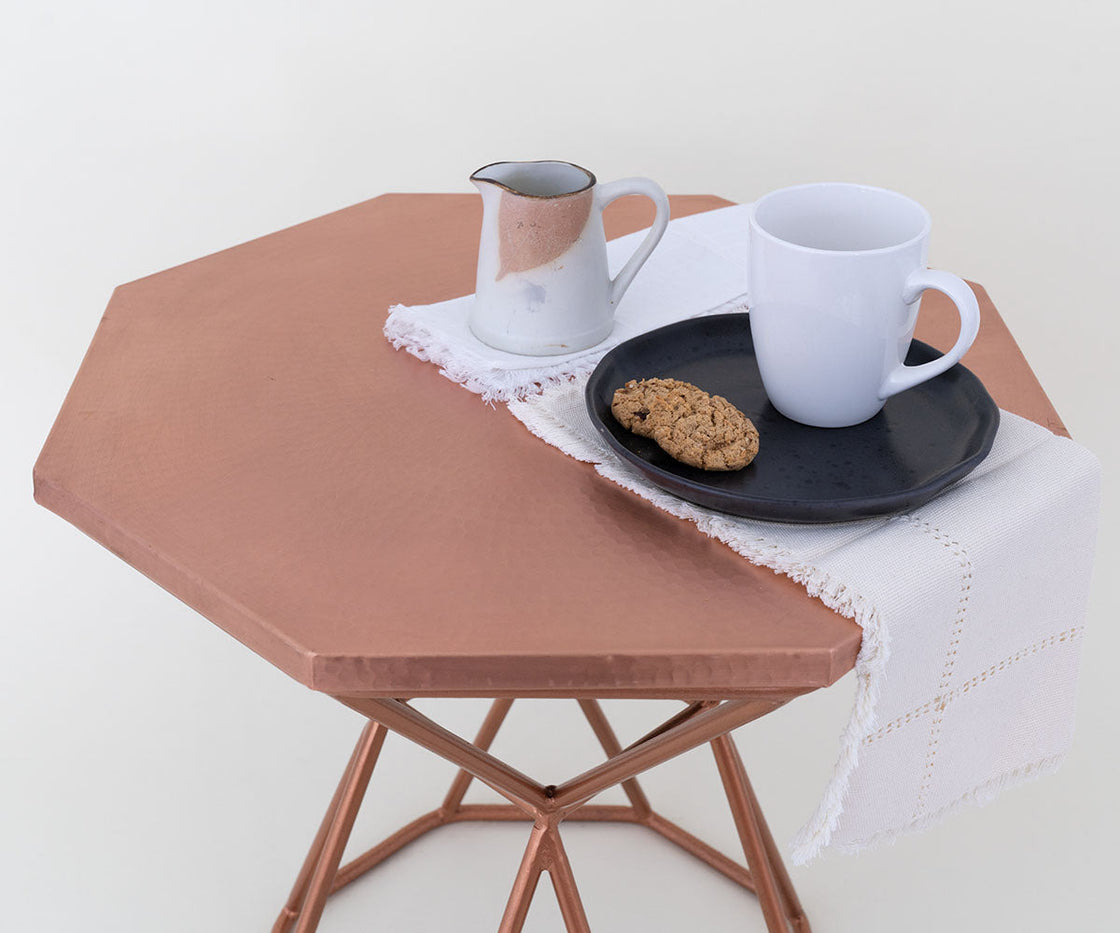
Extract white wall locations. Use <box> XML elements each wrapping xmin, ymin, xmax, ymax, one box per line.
<box><xmin>3</xmin><ymin>2</ymin><xmax>1117</xmax><ymax>931</ymax></box>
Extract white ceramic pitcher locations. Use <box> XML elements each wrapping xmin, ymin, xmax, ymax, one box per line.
<box><xmin>469</xmin><ymin>160</ymin><xmax>670</xmax><ymax>356</ymax></box>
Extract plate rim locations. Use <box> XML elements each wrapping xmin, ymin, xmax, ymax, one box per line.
<box><xmin>584</xmin><ymin>313</ymin><xmax>1000</xmax><ymax>522</ymax></box>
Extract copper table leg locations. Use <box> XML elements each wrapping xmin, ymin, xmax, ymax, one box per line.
<box><xmin>712</xmin><ymin>733</ymin><xmax>810</xmax><ymax>933</ymax></box>
<box><xmin>272</xmin><ymin>728</ymin><xmax>365</xmax><ymax>933</ymax></box>
<box><xmin>276</xmin><ymin>696</ymin><xmax>812</xmax><ymax>932</ymax></box>
<box><xmin>577</xmin><ymin>699</ymin><xmax>651</xmax><ymax>818</ymax></box>
<box><xmin>273</xmin><ymin>720</ymin><xmax>387</xmax><ymax>933</ymax></box>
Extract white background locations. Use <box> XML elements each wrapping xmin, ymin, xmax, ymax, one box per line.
<box><xmin>3</xmin><ymin>2</ymin><xmax>1118</xmax><ymax>930</ymax></box>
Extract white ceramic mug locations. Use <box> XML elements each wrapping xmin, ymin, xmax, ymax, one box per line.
<box><xmin>469</xmin><ymin>160</ymin><xmax>670</xmax><ymax>356</ymax></box>
<box><xmin>748</xmin><ymin>183</ymin><xmax>981</xmax><ymax>428</ymax></box>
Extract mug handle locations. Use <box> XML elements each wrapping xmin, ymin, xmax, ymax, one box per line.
<box><xmin>879</xmin><ymin>269</ymin><xmax>982</xmax><ymax>399</ymax></box>
<box><xmin>594</xmin><ymin>178</ymin><xmax>671</xmax><ymax>308</ymax></box>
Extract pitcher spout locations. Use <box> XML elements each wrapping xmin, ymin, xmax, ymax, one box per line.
<box><xmin>470</xmin><ymin>160</ymin><xmax>596</xmax><ymax>199</ymax></box>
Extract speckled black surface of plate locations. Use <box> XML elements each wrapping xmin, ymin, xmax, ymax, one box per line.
<box><xmin>585</xmin><ymin>313</ymin><xmax>1000</xmax><ymax>523</ymax></box>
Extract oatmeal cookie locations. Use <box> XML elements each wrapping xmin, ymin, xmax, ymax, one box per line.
<box><xmin>610</xmin><ymin>378</ymin><xmax>759</xmax><ymax>471</ymax></box>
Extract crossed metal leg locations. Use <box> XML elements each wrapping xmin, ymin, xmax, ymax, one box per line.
<box><xmin>274</xmin><ymin>696</ymin><xmax>811</xmax><ymax>933</ymax></box>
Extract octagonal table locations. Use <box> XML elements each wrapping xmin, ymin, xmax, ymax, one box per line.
<box><xmin>34</xmin><ymin>193</ymin><xmax>1065</xmax><ymax>932</ymax></box>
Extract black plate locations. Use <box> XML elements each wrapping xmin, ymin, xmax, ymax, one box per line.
<box><xmin>585</xmin><ymin>313</ymin><xmax>999</xmax><ymax>523</ymax></box>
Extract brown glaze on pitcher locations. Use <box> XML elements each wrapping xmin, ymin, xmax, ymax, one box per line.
<box><xmin>496</xmin><ymin>186</ymin><xmax>593</xmax><ymax>279</ymax></box>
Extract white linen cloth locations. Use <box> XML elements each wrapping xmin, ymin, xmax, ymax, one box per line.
<box><xmin>509</xmin><ymin>381</ymin><xmax>1100</xmax><ymax>862</ymax></box>
<box><xmin>384</xmin><ymin>205</ymin><xmax>753</xmax><ymax>402</ymax></box>
<box><xmin>382</xmin><ymin>203</ymin><xmax>1101</xmax><ymax>861</ymax></box>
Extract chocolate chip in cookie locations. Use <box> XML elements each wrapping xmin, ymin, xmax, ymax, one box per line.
<box><xmin>611</xmin><ymin>378</ymin><xmax>759</xmax><ymax>471</ymax></box>
<box><xmin>611</xmin><ymin>377</ymin><xmax>674</xmax><ymax>438</ymax></box>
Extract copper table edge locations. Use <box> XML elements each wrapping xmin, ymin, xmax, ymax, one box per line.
<box><xmin>32</xmin><ymin>472</ymin><xmax>314</xmax><ymax>684</ymax></box>
<box><xmin>33</xmin><ymin>468</ymin><xmax>860</xmax><ymax>699</ymax></box>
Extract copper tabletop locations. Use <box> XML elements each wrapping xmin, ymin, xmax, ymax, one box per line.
<box><xmin>34</xmin><ymin>194</ymin><xmax>1064</xmax><ymax>699</ymax></box>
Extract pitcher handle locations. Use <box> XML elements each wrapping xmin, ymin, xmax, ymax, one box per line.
<box><xmin>595</xmin><ymin>178</ymin><xmax>671</xmax><ymax>308</ymax></box>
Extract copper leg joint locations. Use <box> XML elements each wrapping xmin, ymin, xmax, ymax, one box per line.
<box><xmin>498</xmin><ymin>816</ymin><xmax>590</xmax><ymax>933</ymax></box>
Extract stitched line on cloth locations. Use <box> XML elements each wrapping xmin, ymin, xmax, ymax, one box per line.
<box><xmin>861</xmin><ymin>625</ymin><xmax>1086</xmax><ymax>745</ymax></box>
<box><xmin>896</xmin><ymin>515</ymin><xmax>974</xmax><ymax>821</ymax></box>
<box><xmin>838</xmin><ymin>752</ymin><xmax>1066</xmax><ymax>853</ymax></box>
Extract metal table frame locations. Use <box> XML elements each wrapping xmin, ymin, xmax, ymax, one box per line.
<box><xmin>274</xmin><ymin>696</ymin><xmax>810</xmax><ymax>933</ymax></box>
